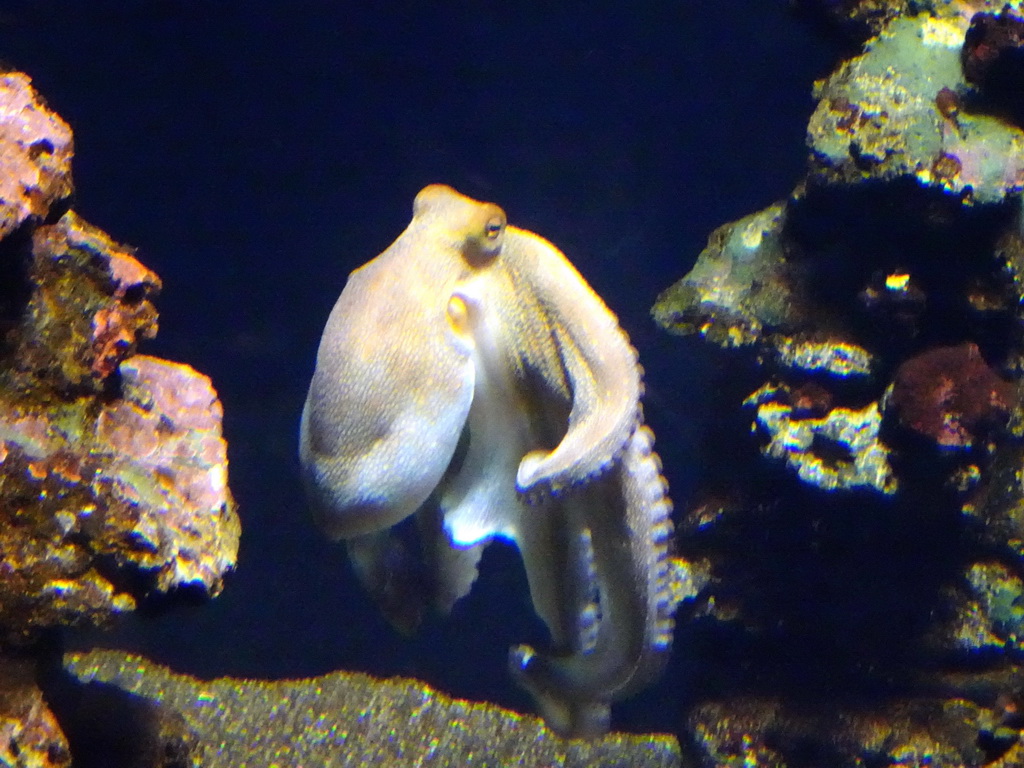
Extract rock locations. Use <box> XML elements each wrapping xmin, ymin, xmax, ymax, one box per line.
<box><xmin>805</xmin><ymin>7</ymin><xmax>1024</xmax><ymax>205</ymax></box>
<box><xmin>0</xmin><ymin>67</ymin><xmax>237</xmax><ymax>768</ymax></box>
<box><xmin>0</xmin><ymin>71</ymin><xmax>73</xmax><ymax>239</ymax></box>
<box><xmin>0</xmin><ymin>144</ymin><xmax>237</xmax><ymax>646</ymax></box>
<box><xmin>962</xmin><ymin>8</ymin><xmax>1024</xmax><ymax>124</ymax></box>
<box><xmin>0</xmin><ymin>656</ymin><xmax>71</xmax><ymax>768</ymax></box>
<box><xmin>654</xmin><ymin>3</ymin><xmax>1024</xmax><ymax>765</ymax></box>
<box><xmin>888</xmin><ymin>342</ymin><xmax>1014</xmax><ymax>450</ymax></box>
<box><xmin>62</xmin><ymin>650</ymin><xmax>683</xmax><ymax>768</ymax></box>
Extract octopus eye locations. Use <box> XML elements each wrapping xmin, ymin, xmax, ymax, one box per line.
<box><xmin>484</xmin><ymin>217</ymin><xmax>504</xmax><ymax>239</ymax></box>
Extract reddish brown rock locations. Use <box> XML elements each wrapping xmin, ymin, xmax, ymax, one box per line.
<box><xmin>962</xmin><ymin>10</ymin><xmax>1024</xmax><ymax>101</ymax></box>
<box><xmin>889</xmin><ymin>343</ymin><xmax>1015</xmax><ymax>449</ymax></box>
<box><xmin>0</xmin><ymin>71</ymin><xmax>238</xmax><ymax>646</ymax></box>
<box><xmin>0</xmin><ymin>656</ymin><xmax>71</xmax><ymax>768</ymax></box>
<box><xmin>2</xmin><ymin>210</ymin><xmax>162</xmax><ymax>397</ymax></box>
<box><xmin>0</xmin><ymin>72</ymin><xmax>73</xmax><ymax>239</ymax></box>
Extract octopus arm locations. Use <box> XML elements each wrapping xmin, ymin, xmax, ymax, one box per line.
<box><xmin>343</xmin><ymin>507</ymin><xmax>488</xmax><ymax>633</ymax></box>
<box><xmin>510</xmin><ymin>426</ymin><xmax>676</xmax><ymax>737</ymax></box>
<box><xmin>346</xmin><ymin>529</ymin><xmax>428</xmax><ymax>635</ymax></box>
<box><xmin>514</xmin><ymin>498</ymin><xmax>602</xmax><ymax>654</ymax></box>
<box><xmin>502</xmin><ymin>227</ymin><xmax>642</xmax><ymax>495</ymax></box>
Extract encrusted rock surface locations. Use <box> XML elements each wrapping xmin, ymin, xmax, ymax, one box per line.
<box><xmin>0</xmin><ymin>350</ymin><xmax>238</xmax><ymax>640</ymax></box>
<box><xmin>0</xmin><ymin>656</ymin><xmax>70</xmax><ymax>768</ymax></box>
<box><xmin>794</xmin><ymin>0</ymin><xmax>1022</xmax><ymax>41</ymax></box>
<box><xmin>807</xmin><ymin>8</ymin><xmax>1024</xmax><ymax>205</ymax></box>
<box><xmin>652</xmin><ymin>202</ymin><xmax>803</xmax><ymax>348</ymax></box>
<box><xmin>689</xmin><ymin>696</ymin><xmax>1024</xmax><ymax>768</ymax></box>
<box><xmin>0</xmin><ymin>71</ymin><xmax>238</xmax><ymax>644</ymax></box>
<box><xmin>746</xmin><ymin>384</ymin><xmax>896</xmax><ymax>492</ymax></box>
<box><xmin>62</xmin><ymin>650</ymin><xmax>683</xmax><ymax>768</ymax></box>
<box><xmin>0</xmin><ymin>71</ymin><xmax>73</xmax><ymax>240</ymax></box>
<box><xmin>888</xmin><ymin>342</ymin><xmax>1015</xmax><ymax>449</ymax></box>
<box><xmin>0</xmin><ymin>70</ymin><xmax>238</xmax><ymax>768</ymax></box>
<box><xmin>655</xmin><ymin>3</ymin><xmax>1024</xmax><ymax>765</ymax></box>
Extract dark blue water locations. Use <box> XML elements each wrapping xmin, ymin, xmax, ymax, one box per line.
<box><xmin>1</xmin><ymin>2</ymin><xmax>834</xmax><ymax>736</ymax></box>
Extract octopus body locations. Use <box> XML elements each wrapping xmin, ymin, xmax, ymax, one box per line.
<box><xmin>299</xmin><ymin>184</ymin><xmax>675</xmax><ymax>737</ymax></box>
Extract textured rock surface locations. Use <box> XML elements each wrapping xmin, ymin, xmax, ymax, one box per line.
<box><xmin>746</xmin><ymin>385</ymin><xmax>896</xmax><ymax>493</ymax></box>
<box><xmin>0</xmin><ymin>73</ymin><xmax>238</xmax><ymax>645</ymax></box>
<box><xmin>0</xmin><ymin>350</ymin><xmax>238</xmax><ymax>642</ymax></box>
<box><xmin>63</xmin><ymin>650</ymin><xmax>683</xmax><ymax>768</ymax></box>
<box><xmin>689</xmin><ymin>696</ymin><xmax>1024</xmax><ymax>768</ymax></box>
<box><xmin>794</xmin><ymin>0</ymin><xmax>1024</xmax><ymax>41</ymax></box>
<box><xmin>0</xmin><ymin>69</ymin><xmax>238</xmax><ymax>768</ymax></box>
<box><xmin>0</xmin><ymin>656</ymin><xmax>71</xmax><ymax>768</ymax></box>
<box><xmin>655</xmin><ymin>3</ymin><xmax>1024</xmax><ymax>766</ymax></box>
<box><xmin>651</xmin><ymin>202</ymin><xmax>803</xmax><ymax>347</ymax></box>
<box><xmin>792</xmin><ymin>0</ymin><xmax>917</xmax><ymax>38</ymax></box>
<box><xmin>807</xmin><ymin>9</ymin><xmax>1024</xmax><ymax>205</ymax></box>
<box><xmin>2</xmin><ymin>207</ymin><xmax>161</xmax><ymax>397</ymax></box>
<box><xmin>0</xmin><ymin>71</ymin><xmax>73</xmax><ymax>240</ymax></box>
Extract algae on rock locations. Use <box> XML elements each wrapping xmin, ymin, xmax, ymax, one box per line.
<box><xmin>63</xmin><ymin>650</ymin><xmax>683</xmax><ymax>768</ymax></box>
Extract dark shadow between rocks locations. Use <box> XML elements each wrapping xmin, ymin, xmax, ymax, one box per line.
<box><xmin>0</xmin><ymin>220</ymin><xmax>34</xmax><ymax>357</ymax></box>
<box><xmin>785</xmin><ymin>179</ymin><xmax>1020</xmax><ymax>369</ymax></box>
<box><xmin>37</xmin><ymin>642</ymin><xmax>200</xmax><ymax>768</ymax></box>
<box><xmin>680</xmin><ymin>461</ymin><xmax>974</xmax><ymax>708</ymax></box>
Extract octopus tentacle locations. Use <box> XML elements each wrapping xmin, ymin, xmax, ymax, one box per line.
<box><xmin>509</xmin><ymin>425</ymin><xmax>675</xmax><ymax>737</ymax></box>
<box><xmin>514</xmin><ymin>495</ymin><xmax>600</xmax><ymax>655</ymax></box>
<box><xmin>500</xmin><ymin>228</ymin><xmax>643</xmax><ymax>495</ymax></box>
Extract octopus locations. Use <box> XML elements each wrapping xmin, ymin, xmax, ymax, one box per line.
<box><xmin>299</xmin><ymin>184</ymin><xmax>676</xmax><ymax>737</ymax></box>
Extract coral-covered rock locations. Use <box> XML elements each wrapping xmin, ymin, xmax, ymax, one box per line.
<box><xmin>792</xmin><ymin>0</ymin><xmax>916</xmax><ymax>39</ymax></box>
<box><xmin>808</xmin><ymin>11</ymin><xmax>1024</xmax><ymax>205</ymax></box>
<box><xmin>0</xmin><ymin>62</ymin><xmax>239</xmax><ymax>768</ymax></box>
<box><xmin>654</xmin><ymin>3</ymin><xmax>1024</xmax><ymax>766</ymax></box>
<box><xmin>689</xmin><ymin>696</ymin><xmax>1023</xmax><ymax>768</ymax></box>
<box><xmin>945</xmin><ymin>561</ymin><xmax>1024</xmax><ymax>652</ymax></box>
<box><xmin>746</xmin><ymin>383</ymin><xmax>896</xmax><ymax>493</ymax></box>
<box><xmin>888</xmin><ymin>342</ymin><xmax>1014</xmax><ymax>449</ymax></box>
<box><xmin>2</xmin><ymin>210</ymin><xmax>161</xmax><ymax>397</ymax></box>
<box><xmin>0</xmin><ymin>72</ymin><xmax>73</xmax><ymax>239</ymax></box>
<box><xmin>0</xmin><ymin>71</ymin><xmax>238</xmax><ymax>647</ymax></box>
<box><xmin>0</xmin><ymin>352</ymin><xmax>238</xmax><ymax>641</ymax></box>
<box><xmin>0</xmin><ymin>656</ymin><xmax>71</xmax><ymax>768</ymax></box>
<box><xmin>652</xmin><ymin>202</ymin><xmax>804</xmax><ymax>347</ymax></box>
<box><xmin>962</xmin><ymin>9</ymin><xmax>1024</xmax><ymax>121</ymax></box>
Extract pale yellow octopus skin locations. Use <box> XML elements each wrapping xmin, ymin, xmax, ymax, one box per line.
<box><xmin>299</xmin><ymin>184</ymin><xmax>675</xmax><ymax>737</ymax></box>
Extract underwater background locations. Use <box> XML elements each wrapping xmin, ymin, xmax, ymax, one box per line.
<box><xmin>0</xmin><ymin>1</ymin><xmax>835</xmax><ymax>738</ymax></box>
